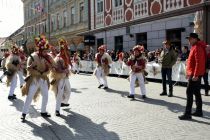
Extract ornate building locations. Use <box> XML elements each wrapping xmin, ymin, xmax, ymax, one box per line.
<box><xmin>81</xmin><ymin>0</ymin><xmax>210</xmax><ymax>52</ymax></box>
<box><xmin>21</xmin><ymin>0</ymin><xmax>89</xmax><ymax>53</ymax></box>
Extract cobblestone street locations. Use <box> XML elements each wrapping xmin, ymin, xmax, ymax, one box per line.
<box><xmin>0</xmin><ymin>73</ymin><xmax>210</xmax><ymax>140</ymax></box>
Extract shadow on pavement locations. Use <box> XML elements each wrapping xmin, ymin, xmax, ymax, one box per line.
<box><xmin>71</xmin><ymin>88</ymin><xmax>82</xmax><ymax>93</ymax></box>
<box><xmin>10</xmin><ymin>99</ymin><xmax>24</xmax><ymax>112</ymax></box>
<box><xmin>104</xmin><ymin>88</ymin><xmax>128</xmax><ymax>97</ymax></box>
<box><xmin>24</xmin><ymin>120</ymin><xmax>64</xmax><ymax>140</ymax></box>
<box><xmin>133</xmin><ymin>96</ymin><xmax>210</xmax><ymax>120</ymax></box>
<box><xmin>173</xmin><ymin>95</ymin><xmax>210</xmax><ymax>106</ymax></box>
<box><xmin>10</xmin><ymin>99</ymin><xmax>41</xmax><ymax>118</ymax></box>
<box><xmin>56</xmin><ymin>109</ymin><xmax>120</xmax><ymax>140</ymax></box>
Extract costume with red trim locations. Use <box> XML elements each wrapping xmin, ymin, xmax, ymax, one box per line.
<box><xmin>5</xmin><ymin>45</ymin><xmax>21</xmax><ymax>100</ymax></box>
<box><xmin>126</xmin><ymin>45</ymin><xmax>147</xmax><ymax>99</ymax></box>
<box><xmin>49</xmin><ymin>38</ymin><xmax>72</xmax><ymax>115</ymax></box>
<box><xmin>21</xmin><ymin>35</ymin><xmax>54</xmax><ymax>121</ymax></box>
<box><xmin>73</xmin><ymin>52</ymin><xmax>81</xmax><ymax>74</ymax></box>
<box><xmin>94</xmin><ymin>45</ymin><xmax>112</xmax><ymax>88</ymax></box>
<box><xmin>5</xmin><ymin>46</ymin><xmax>21</xmax><ymax>86</ymax></box>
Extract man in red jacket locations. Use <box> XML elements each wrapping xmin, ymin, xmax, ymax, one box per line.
<box><xmin>179</xmin><ymin>33</ymin><xmax>206</xmax><ymax>120</ymax></box>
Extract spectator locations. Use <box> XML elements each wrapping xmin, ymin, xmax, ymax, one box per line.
<box><xmin>202</xmin><ymin>45</ymin><xmax>210</xmax><ymax>96</ymax></box>
<box><xmin>159</xmin><ymin>40</ymin><xmax>177</xmax><ymax>97</ymax></box>
<box><xmin>148</xmin><ymin>51</ymin><xmax>155</xmax><ymax>62</ymax></box>
<box><xmin>179</xmin><ymin>46</ymin><xmax>190</xmax><ymax>61</ymax></box>
<box><xmin>179</xmin><ymin>33</ymin><xmax>206</xmax><ymax>120</ymax></box>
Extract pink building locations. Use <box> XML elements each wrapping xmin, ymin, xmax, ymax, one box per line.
<box><xmin>81</xmin><ymin>0</ymin><xmax>210</xmax><ymax>52</ymax></box>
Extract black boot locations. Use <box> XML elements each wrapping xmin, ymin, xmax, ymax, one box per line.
<box><xmin>98</xmin><ymin>84</ymin><xmax>104</xmax><ymax>88</ymax></box>
<box><xmin>8</xmin><ymin>95</ymin><xmax>16</xmax><ymax>100</ymax></box>
<box><xmin>191</xmin><ymin>111</ymin><xmax>203</xmax><ymax>117</ymax></box>
<box><xmin>41</xmin><ymin>112</ymin><xmax>51</xmax><ymax>117</ymax></box>
<box><xmin>142</xmin><ymin>95</ymin><xmax>147</xmax><ymax>99</ymax></box>
<box><xmin>61</xmin><ymin>103</ymin><xmax>70</xmax><ymax>107</ymax></box>
<box><xmin>55</xmin><ymin>111</ymin><xmax>61</xmax><ymax>116</ymax></box>
<box><xmin>160</xmin><ymin>92</ymin><xmax>167</xmax><ymax>96</ymax></box>
<box><xmin>178</xmin><ymin>114</ymin><xmax>192</xmax><ymax>120</ymax></box>
<box><xmin>205</xmin><ymin>91</ymin><xmax>209</xmax><ymax>96</ymax></box>
<box><xmin>127</xmin><ymin>95</ymin><xmax>135</xmax><ymax>99</ymax></box>
<box><xmin>21</xmin><ymin>114</ymin><xmax>26</xmax><ymax>122</ymax></box>
<box><xmin>168</xmin><ymin>92</ymin><xmax>173</xmax><ymax>97</ymax></box>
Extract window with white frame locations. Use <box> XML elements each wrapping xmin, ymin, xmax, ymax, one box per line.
<box><xmin>114</xmin><ymin>0</ymin><xmax>122</xmax><ymax>7</ymax></box>
<box><xmin>79</xmin><ymin>2</ymin><xmax>84</xmax><ymax>22</ymax></box>
<box><xmin>97</xmin><ymin>0</ymin><xmax>103</xmax><ymax>13</ymax></box>
<box><xmin>63</xmin><ymin>10</ymin><xmax>67</xmax><ymax>27</ymax></box>
<box><xmin>71</xmin><ymin>6</ymin><xmax>75</xmax><ymax>24</ymax></box>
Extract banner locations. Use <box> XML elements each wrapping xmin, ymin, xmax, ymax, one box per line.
<box><xmin>79</xmin><ymin>60</ymin><xmax>210</xmax><ymax>83</ymax></box>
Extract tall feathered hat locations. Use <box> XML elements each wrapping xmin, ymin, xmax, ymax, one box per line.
<box><xmin>98</xmin><ymin>45</ymin><xmax>107</xmax><ymax>52</ymax></box>
<box><xmin>58</xmin><ymin>37</ymin><xmax>68</xmax><ymax>50</ymax></box>
<box><xmin>133</xmin><ymin>45</ymin><xmax>144</xmax><ymax>53</ymax></box>
<box><xmin>57</xmin><ymin>37</ymin><xmax>71</xmax><ymax>66</ymax></box>
<box><xmin>11</xmin><ymin>45</ymin><xmax>19</xmax><ymax>54</ymax></box>
<box><xmin>34</xmin><ymin>35</ymin><xmax>49</xmax><ymax>51</ymax></box>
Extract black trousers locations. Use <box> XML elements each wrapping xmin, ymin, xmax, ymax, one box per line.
<box><xmin>185</xmin><ymin>76</ymin><xmax>202</xmax><ymax>115</ymax></box>
<box><xmin>161</xmin><ymin>68</ymin><xmax>173</xmax><ymax>93</ymax></box>
<box><xmin>202</xmin><ymin>72</ymin><xmax>209</xmax><ymax>93</ymax></box>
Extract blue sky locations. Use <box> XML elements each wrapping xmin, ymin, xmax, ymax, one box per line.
<box><xmin>0</xmin><ymin>0</ymin><xmax>23</xmax><ymax>37</ymax></box>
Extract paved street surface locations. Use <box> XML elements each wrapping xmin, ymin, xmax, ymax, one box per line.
<box><xmin>0</xmin><ymin>72</ymin><xmax>210</xmax><ymax>140</ymax></box>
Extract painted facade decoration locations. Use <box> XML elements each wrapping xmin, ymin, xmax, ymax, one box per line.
<box><xmin>92</xmin><ymin>0</ymin><xmax>204</xmax><ymax>29</ymax></box>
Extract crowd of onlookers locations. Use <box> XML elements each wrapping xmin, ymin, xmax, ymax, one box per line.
<box><xmin>79</xmin><ymin>45</ymin><xmax>191</xmax><ymax>64</ymax></box>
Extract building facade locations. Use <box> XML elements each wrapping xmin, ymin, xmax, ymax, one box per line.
<box><xmin>82</xmin><ymin>0</ymin><xmax>210</xmax><ymax>52</ymax></box>
<box><xmin>22</xmin><ymin>0</ymin><xmax>89</xmax><ymax>53</ymax></box>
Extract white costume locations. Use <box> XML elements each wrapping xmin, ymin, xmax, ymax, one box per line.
<box><xmin>5</xmin><ymin>47</ymin><xmax>21</xmax><ymax>99</ymax></box>
<box><xmin>126</xmin><ymin>46</ymin><xmax>147</xmax><ymax>99</ymax></box>
<box><xmin>94</xmin><ymin>46</ymin><xmax>112</xmax><ymax>88</ymax></box>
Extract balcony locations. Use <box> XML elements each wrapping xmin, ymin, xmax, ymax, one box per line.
<box><xmin>112</xmin><ymin>6</ymin><xmax>124</xmax><ymax>25</ymax></box>
<box><xmin>134</xmin><ymin>0</ymin><xmax>149</xmax><ymax>19</ymax></box>
<box><xmin>96</xmin><ymin>13</ymin><xmax>104</xmax><ymax>28</ymax></box>
<box><xmin>164</xmin><ymin>0</ymin><xmax>184</xmax><ymax>12</ymax></box>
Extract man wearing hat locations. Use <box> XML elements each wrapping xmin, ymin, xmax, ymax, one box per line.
<box><xmin>159</xmin><ymin>40</ymin><xmax>177</xmax><ymax>97</ymax></box>
<box><xmin>5</xmin><ymin>45</ymin><xmax>21</xmax><ymax>100</ymax></box>
<box><xmin>126</xmin><ymin>45</ymin><xmax>147</xmax><ymax>99</ymax></box>
<box><xmin>21</xmin><ymin>35</ymin><xmax>54</xmax><ymax>121</ymax></box>
<box><xmin>179</xmin><ymin>33</ymin><xmax>206</xmax><ymax>120</ymax></box>
<box><xmin>94</xmin><ymin>45</ymin><xmax>112</xmax><ymax>89</ymax></box>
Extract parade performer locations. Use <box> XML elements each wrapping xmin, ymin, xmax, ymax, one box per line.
<box><xmin>73</xmin><ymin>52</ymin><xmax>81</xmax><ymax>74</ymax></box>
<box><xmin>49</xmin><ymin>38</ymin><xmax>72</xmax><ymax>116</ymax></box>
<box><xmin>126</xmin><ymin>45</ymin><xmax>147</xmax><ymax>99</ymax></box>
<box><xmin>5</xmin><ymin>45</ymin><xmax>21</xmax><ymax>100</ymax></box>
<box><xmin>21</xmin><ymin>35</ymin><xmax>54</xmax><ymax>121</ymax></box>
<box><xmin>0</xmin><ymin>52</ymin><xmax>10</xmax><ymax>82</ymax></box>
<box><xmin>18</xmin><ymin>48</ymin><xmax>27</xmax><ymax>88</ymax></box>
<box><xmin>94</xmin><ymin>45</ymin><xmax>112</xmax><ymax>89</ymax></box>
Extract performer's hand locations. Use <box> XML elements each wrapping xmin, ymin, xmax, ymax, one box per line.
<box><xmin>131</xmin><ymin>65</ymin><xmax>136</xmax><ymax>71</ymax></box>
<box><xmin>192</xmin><ymin>76</ymin><xmax>199</xmax><ymax>81</ymax></box>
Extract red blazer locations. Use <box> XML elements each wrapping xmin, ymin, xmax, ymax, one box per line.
<box><xmin>187</xmin><ymin>41</ymin><xmax>206</xmax><ymax>77</ymax></box>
